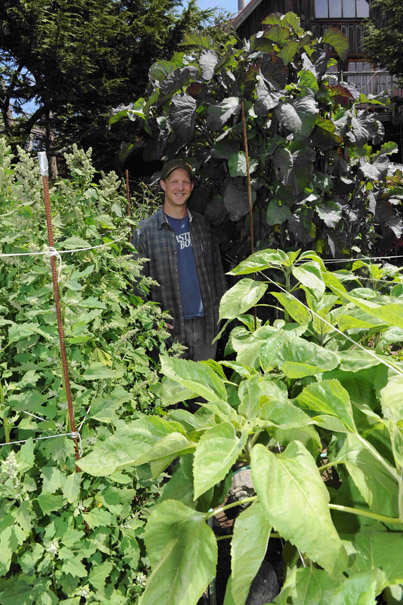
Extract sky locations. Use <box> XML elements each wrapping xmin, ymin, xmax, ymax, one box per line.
<box><xmin>196</xmin><ymin>0</ymin><xmax>249</xmax><ymax>15</ymax></box>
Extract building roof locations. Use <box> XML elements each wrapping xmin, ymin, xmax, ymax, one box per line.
<box><xmin>232</xmin><ymin>0</ymin><xmax>264</xmax><ymax>31</ymax></box>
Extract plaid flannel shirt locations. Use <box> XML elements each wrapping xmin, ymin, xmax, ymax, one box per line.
<box><xmin>132</xmin><ymin>206</ymin><xmax>227</xmax><ymax>345</ymax></box>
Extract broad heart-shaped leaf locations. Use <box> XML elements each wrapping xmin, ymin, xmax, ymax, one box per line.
<box><xmin>207</xmin><ymin>96</ymin><xmax>240</xmax><ymax>131</ymax></box>
<box><xmin>322</xmin><ymin>27</ymin><xmax>349</xmax><ymax>60</ymax></box>
<box><xmin>254</xmin><ymin>76</ymin><xmax>283</xmax><ymax>115</ymax></box>
<box><xmin>293</xmin><ymin>94</ymin><xmax>319</xmax><ymax>139</ymax></box>
<box><xmin>331</xmin><ymin>433</ymin><xmax>399</xmax><ymax>517</ymax></box>
<box><xmin>228</xmin><ymin>248</ymin><xmax>289</xmax><ymax>275</ymax></box>
<box><xmin>219</xmin><ymin>278</ymin><xmax>267</xmax><ymax>321</ymax></box>
<box><xmin>169</xmin><ymin>92</ymin><xmax>196</xmax><ymax>142</ymax></box>
<box><xmin>226</xmin><ymin>501</ymin><xmax>271</xmax><ymax>605</ymax></box>
<box><xmin>292</xmin><ymin>261</ymin><xmax>325</xmax><ymax>295</ymax></box>
<box><xmin>266</xmin><ymin>199</ymin><xmax>292</xmax><ymax>225</ymax></box>
<box><xmin>160</xmin><ymin>356</ymin><xmax>227</xmax><ymax>402</ymax></box>
<box><xmin>140</xmin><ymin>500</ymin><xmax>217</xmax><ymax>605</ymax></box>
<box><xmin>380</xmin><ymin>375</ymin><xmax>403</xmax><ymax>422</ymax></box>
<box><xmin>193</xmin><ymin>423</ymin><xmax>247</xmax><ymax>499</ymax></box>
<box><xmin>251</xmin><ymin>442</ymin><xmax>347</xmax><ymax>576</ymax></box>
<box><xmin>228</xmin><ymin>151</ymin><xmax>258</xmax><ymax>177</ymax></box>
<box><xmin>271</xmin><ymin>291</ymin><xmax>311</xmax><ymax>325</ymax></box>
<box><xmin>223</xmin><ymin>180</ymin><xmax>256</xmax><ymax>221</ymax></box>
<box><xmin>199</xmin><ymin>49</ymin><xmax>218</xmax><ymax>81</ymax></box>
<box><xmin>276</xmin><ymin>102</ymin><xmax>301</xmax><ymax>133</ymax></box>
<box><xmin>78</xmin><ymin>416</ymin><xmax>191</xmax><ymax>476</ymax></box>
<box><xmin>295</xmin><ymin>379</ymin><xmax>356</xmax><ymax>432</ymax></box>
<box><xmin>345</xmin><ymin>531</ymin><xmax>403</xmax><ymax>588</ymax></box>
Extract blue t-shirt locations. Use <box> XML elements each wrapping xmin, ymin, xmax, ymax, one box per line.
<box><xmin>166</xmin><ymin>214</ymin><xmax>204</xmax><ymax>319</ymax></box>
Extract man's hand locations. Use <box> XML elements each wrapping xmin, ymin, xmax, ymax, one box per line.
<box><xmin>166</xmin><ymin>323</ymin><xmax>174</xmax><ymax>330</ymax></box>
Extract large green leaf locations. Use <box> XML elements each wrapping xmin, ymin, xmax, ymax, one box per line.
<box><xmin>330</xmin><ymin>433</ymin><xmax>399</xmax><ymax>517</ymax></box>
<box><xmin>160</xmin><ymin>455</ymin><xmax>195</xmax><ymax>507</ymax></box>
<box><xmin>331</xmin><ymin>288</ymin><xmax>403</xmax><ymax>330</ymax></box>
<box><xmin>228</xmin><ymin>151</ymin><xmax>258</xmax><ymax>177</ymax></box>
<box><xmin>380</xmin><ymin>375</ymin><xmax>403</xmax><ymax>422</ymax></box>
<box><xmin>258</xmin><ymin>400</ymin><xmax>313</xmax><ymax>430</ymax></box>
<box><xmin>329</xmin><ymin>569</ymin><xmax>382</xmax><ymax>605</ymax></box>
<box><xmin>271</xmin><ymin>567</ymin><xmax>338</xmax><ymax>604</ymax></box>
<box><xmin>169</xmin><ymin>92</ymin><xmax>196</xmax><ymax>142</ymax></box>
<box><xmin>260</xmin><ymin>331</ymin><xmax>340</xmax><ymax>377</ymax></box>
<box><xmin>199</xmin><ymin>49</ymin><xmax>218</xmax><ymax>81</ymax></box>
<box><xmin>227</xmin><ymin>501</ymin><xmax>271</xmax><ymax>605</ymax></box>
<box><xmin>238</xmin><ymin>374</ymin><xmax>264</xmax><ymax>422</ymax></box>
<box><xmin>78</xmin><ymin>417</ymin><xmax>191</xmax><ymax>476</ymax></box>
<box><xmin>193</xmin><ymin>423</ymin><xmax>247</xmax><ymax>499</ymax></box>
<box><xmin>346</xmin><ymin>531</ymin><xmax>403</xmax><ymax>588</ymax></box>
<box><xmin>228</xmin><ymin>249</ymin><xmax>289</xmax><ymax>275</ymax></box>
<box><xmin>254</xmin><ymin>77</ymin><xmax>283</xmax><ymax>115</ymax></box>
<box><xmin>266</xmin><ymin>199</ymin><xmax>292</xmax><ymax>226</ymax></box>
<box><xmin>160</xmin><ymin>356</ymin><xmax>227</xmax><ymax>402</ymax></box>
<box><xmin>271</xmin><ymin>291</ymin><xmax>311</xmax><ymax>324</ymax></box>
<box><xmin>140</xmin><ymin>501</ymin><xmax>217</xmax><ymax>605</ymax></box>
<box><xmin>251</xmin><ymin>442</ymin><xmax>347</xmax><ymax>576</ymax></box>
<box><xmin>293</xmin><ymin>94</ymin><xmax>319</xmax><ymax>139</ymax></box>
<box><xmin>322</xmin><ymin>28</ymin><xmax>349</xmax><ymax>60</ymax></box>
<box><xmin>295</xmin><ymin>379</ymin><xmax>356</xmax><ymax>432</ymax></box>
<box><xmin>207</xmin><ymin>96</ymin><xmax>240</xmax><ymax>130</ymax></box>
<box><xmin>219</xmin><ymin>278</ymin><xmax>267</xmax><ymax>321</ymax></box>
<box><xmin>292</xmin><ymin>261</ymin><xmax>324</xmax><ymax>295</ymax></box>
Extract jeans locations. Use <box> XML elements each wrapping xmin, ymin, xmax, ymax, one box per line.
<box><xmin>183</xmin><ymin>317</ymin><xmax>217</xmax><ymax>361</ymax></box>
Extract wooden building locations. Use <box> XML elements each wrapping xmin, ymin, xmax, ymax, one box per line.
<box><xmin>233</xmin><ymin>0</ymin><xmax>401</xmax><ymax>103</ymax></box>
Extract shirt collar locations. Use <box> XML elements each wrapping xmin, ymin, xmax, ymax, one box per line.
<box><xmin>158</xmin><ymin>206</ymin><xmax>193</xmax><ymax>228</ymax></box>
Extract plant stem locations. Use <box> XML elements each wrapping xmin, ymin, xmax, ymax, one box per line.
<box><xmin>216</xmin><ymin>531</ymin><xmax>281</xmax><ymax>541</ymax></box>
<box><xmin>0</xmin><ymin>380</ymin><xmax>10</xmax><ymax>443</ymax></box>
<box><xmin>328</xmin><ymin>503</ymin><xmax>403</xmax><ymax>525</ymax></box>
<box><xmin>208</xmin><ymin>496</ymin><xmax>257</xmax><ymax>519</ymax></box>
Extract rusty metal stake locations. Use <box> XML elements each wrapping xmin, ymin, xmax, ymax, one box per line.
<box><xmin>38</xmin><ymin>152</ymin><xmax>81</xmax><ymax>467</ymax></box>
<box><xmin>241</xmin><ymin>102</ymin><xmax>257</xmax><ymax>330</ymax></box>
<box><xmin>125</xmin><ymin>169</ymin><xmax>131</xmax><ymax>217</ymax></box>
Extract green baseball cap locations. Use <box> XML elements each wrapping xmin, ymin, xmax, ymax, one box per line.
<box><xmin>161</xmin><ymin>159</ymin><xmax>193</xmax><ymax>181</ymax></box>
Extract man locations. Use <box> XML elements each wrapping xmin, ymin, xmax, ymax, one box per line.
<box><xmin>132</xmin><ymin>158</ymin><xmax>227</xmax><ymax>361</ymax></box>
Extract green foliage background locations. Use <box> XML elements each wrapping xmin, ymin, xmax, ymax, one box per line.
<box><xmin>0</xmin><ymin>140</ymin><xmax>178</xmax><ymax>603</ymax></box>
<box><xmin>116</xmin><ymin>12</ymin><xmax>403</xmax><ymax>261</ymax></box>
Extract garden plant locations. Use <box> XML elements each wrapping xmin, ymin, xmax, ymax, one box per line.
<box><xmin>1</xmin><ymin>10</ymin><xmax>403</xmax><ymax>605</ymax></box>
<box><xmin>114</xmin><ymin>11</ymin><xmax>403</xmax><ymax>260</ymax></box>
<box><xmin>80</xmin><ymin>247</ymin><xmax>403</xmax><ymax>605</ymax></box>
<box><xmin>0</xmin><ymin>140</ymin><xmax>179</xmax><ymax>603</ymax></box>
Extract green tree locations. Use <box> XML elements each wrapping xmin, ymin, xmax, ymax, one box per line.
<box><xmin>0</xmin><ymin>0</ymin><xmax>228</xmax><ymax>174</ymax></box>
<box><xmin>364</xmin><ymin>0</ymin><xmax>403</xmax><ymax>81</ymax></box>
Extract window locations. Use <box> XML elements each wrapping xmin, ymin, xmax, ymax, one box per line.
<box><xmin>315</xmin><ymin>0</ymin><xmax>369</xmax><ymax>18</ymax></box>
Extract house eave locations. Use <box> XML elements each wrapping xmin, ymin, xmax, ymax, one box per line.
<box><xmin>232</xmin><ymin>0</ymin><xmax>264</xmax><ymax>31</ymax></box>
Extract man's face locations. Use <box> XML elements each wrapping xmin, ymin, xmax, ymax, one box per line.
<box><xmin>160</xmin><ymin>168</ymin><xmax>194</xmax><ymax>212</ymax></box>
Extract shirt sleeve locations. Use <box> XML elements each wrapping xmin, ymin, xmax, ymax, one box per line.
<box><xmin>213</xmin><ymin>236</ymin><xmax>227</xmax><ymax>305</ymax></box>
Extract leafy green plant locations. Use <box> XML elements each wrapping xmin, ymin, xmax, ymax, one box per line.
<box><xmin>0</xmin><ymin>139</ymin><xmax>179</xmax><ymax>602</ymax></box>
<box><xmin>80</xmin><ymin>248</ymin><xmax>403</xmax><ymax>605</ymax></box>
<box><xmin>115</xmin><ymin>11</ymin><xmax>403</xmax><ymax>260</ymax></box>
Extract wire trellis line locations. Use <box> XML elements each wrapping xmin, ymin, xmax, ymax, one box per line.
<box><xmin>0</xmin><ymin>230</ymin><xmax>130</xmax><ymax>259</ymax></box>
<box><xmin>261</xmin><ymin>270</ymin><xmax>403</xmax><ymax>379</ymax></box>
<box><xmin>0</xmin><ymin>431</ymin><xmax>83</xmax><ymax>457</ymax></box>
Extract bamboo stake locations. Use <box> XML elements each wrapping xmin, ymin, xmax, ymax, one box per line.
<box><xmin>38</xmin><ymin>152</ymin><xmax>80</xmax><ymax>467</ymax></box>
<box><xmin>241</xmin><ymin>102</ymin><xmax>257</xmax><ymax>330</ymax></box>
